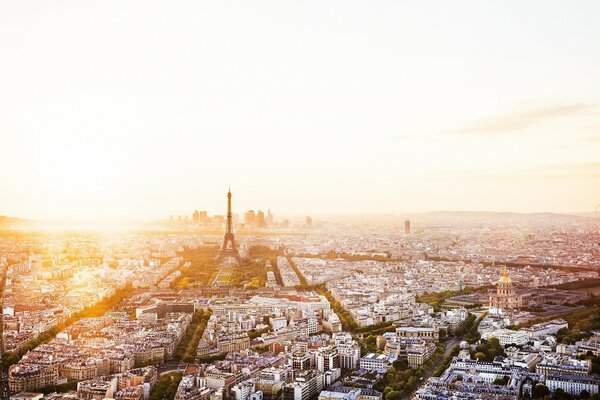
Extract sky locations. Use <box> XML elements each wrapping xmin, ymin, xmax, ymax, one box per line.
<box><xmin>1</xmin><ymin>1</ymin><xmax>600</xmax><ymax>221</ymax></box>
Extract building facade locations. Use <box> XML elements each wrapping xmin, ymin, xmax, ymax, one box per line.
<box><xmin>489</xmin><ymin>267</ymin><xmax>523</xmax><ymax>311</ymax></box>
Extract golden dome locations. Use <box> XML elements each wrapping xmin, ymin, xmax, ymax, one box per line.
<box><xmin>498</xmin><ymin>267</ymin><xmax>511</xmax><ymax>285</ymax></box>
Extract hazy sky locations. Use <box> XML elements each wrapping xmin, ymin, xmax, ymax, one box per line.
<box><xmin>1</xmin><ymin>1</ymin><xmax>600</xmax><ymax>221</ymax></box>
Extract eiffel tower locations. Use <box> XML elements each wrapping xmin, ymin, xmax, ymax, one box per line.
<box><xmin>217</xmin><ymin>188</ymin><xmax>241</xmax><ymax>263</ymax></box>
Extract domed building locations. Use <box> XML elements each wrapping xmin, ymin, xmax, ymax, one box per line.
<box><xmin>489</xmin><ymin>267</ymin><xmax>523</xmax><ymax>311</ymax></box>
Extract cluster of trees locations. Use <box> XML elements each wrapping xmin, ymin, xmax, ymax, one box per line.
<box><xmin>230</xmin><ymin>257</ymin><xmax>269</xmax><ymax>288</ymax></box>
<box><xmin>230</xmin><ymin>245</ymin><xmax>290</xmax><ymax>288</ymax></box>
<box><xmin>77</xmin><ymin>285</ymin><xmax>134</xmax><ymax>318</ymax></box>
<box><xmin>577</xmin><ymin>297</ymin><xmax>600</xmax><ymax>308</ymax></box>
<box><xmin>551</xmin><ymin>388</ymin><xmax>599</xmax><ymax>400</ymax></box>
<box><xmin>453</xmin><ymin>313</ymin><xmax>476</xmax><ymax>337</ymax></box>
<box><xmin>318</xmin><ymin>251</ymin><xmax>396</xmax><ymax>262</ymax></box>
<box><xmin>285</xmin><ymin>278</ymin><xmax>358</xmax><ymax>335</ymax></box>
<box><xmin>577</xmin><ymin>351</ymin><xmax>600</xmax><ymax>374</ymax></box>
<box><xmin>473</xmin><ymin>337</ymin><xmax>505</xmax><ymax>361</ymax></box>
<box><xmin>247</xmin><ymin>245</ymin><xmax>280</xmax><ymax>259</ymax></box>
<box><xmin>432</xmin><ymin>313</ymin><xmax>484</xmax><ymax>377</ymax></box>
<box><xmin>356</xmin><ymin>322</ymin><xmax>397</xmax><ymax>338</ymax></box>
<box><xmin>556</xmin><ymin>327</ymin><xmax>589</xmax><ymax>344</ymax></box>
<box><xmin>356</xmin><ymin>321</ymin><xmax>394</xmax><ymax>334</ymax></box>
<box><xmin>416</xmin><ymin>288</ymin><xmax>477</xmax><ymax>312</ymax></box>
<box><xmin>358</xmin><ymin>324</ymin><xmax>400</xmax><ymax>356</ymax></box>
<box><xmin>246</xmin><ymin>245</ymin><xmax>284</xmax><ymax>286</ymax></box>
<box><xmin>564</xmin><ymin>308</ymin><xmax>600</xmax><ymax>340</ymax></box>
<box><xmin>530</xmin><ymin>384</ymin><xmax>551</xmax><ymax>399</ymax></box>
<box><xmin>521</xmin><ymin>306</ymin><xmax>600</xmax><ymax>345</ymax></box>
<box><xmin>197</xmin><ymin>353</ymin><xmax>227</xmax><ymax>364</ymax></box>
<box><xmin>3</xmin><ymin>284</ymin><xmax>134</xmax><ymax>370</ymax></box>
<box><xmin>270</xmin><ymin>258</ymin><xmax>284</xmax><ymax>286</ymax></box>
<box><xmin>317</xmin><ymin>286</ymin><xmax>359</xmax><ymax>332</ymax></box>
<box><xmin>149</xmin><ymin>372</ymin><xmax>182</xmax><ymax>400</ymax></box>
<box><xmin>286</xmin><ymin>256</ymin><xmax>308</xmax><ymax>286</ymax></box>
<box><xmin>433</xmin><ymin>346</ymin><xmax>460</xmax><ymax>377</ymax></box>
<box><xmin>173</xmin><ymin>246</ymin><xmax>220</xmax><ymax>289</ymax></box>
<box><xmin>174</xmin><ymin>309</ymin><xmax>212</xmax><ymax>362</ymax></box>
<box><xmin>376</xmin><ymin>343</ymin><xmax>446</xmax><ymax>400</ymax></box>
<box><xmin>551</xmin><ymin>278</ymin><xmax>600</xmax><ymax>290</ymax></box>
<box><xmin>361</xmin><ymin>335</ymin><xmax>379</xmax><ymax>355</ymax></box>
<box><xmin>37</xmin><ymin>381</ymin><xmax>78</xmax><ymax>394</ymax></box>
<box><xmin>521</xmin><ymin>306</ymin><xmax>546</xmax><ymax>313</ymax></box>
<box><xmin>455</xmin><ymin>313</ymin><xmax>482</xmax><ymax>343</ymax></box>
<box><xmin>492</xmin><ymin>376</ymin><xmax>509</xmax><ymax>385</ymax></box>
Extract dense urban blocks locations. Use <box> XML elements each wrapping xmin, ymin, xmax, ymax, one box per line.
<box><xmin>1</xmin><ymin>213</ymin><xmax>599</xmax><ymax>400</ymax></box>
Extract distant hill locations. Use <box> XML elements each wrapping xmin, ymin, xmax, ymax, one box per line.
<box><xmin>422</xmin><ymin>211</ymin><xmax>590</xmax><ymax>219</ymax></box>
<box><xmin>403</xmin><ymin>211</ymin><xmax>600</xmax><ymax>226</ymax></box>
<box><xmin>0</xmin><ymin>216</ymin><xmax>24</xmax><ymax>223</ymax></box>
<box><xmin>0</xmin><ymin>215</ymin><xmax>33</xmax><ymax>229</ymax></box>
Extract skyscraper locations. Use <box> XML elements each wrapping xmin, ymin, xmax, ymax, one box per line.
<box><xmin>199</xmin><ymin>211</ymin><xmax>208</xmax><ymax>225</ymax></box>
<box><xmin>404</xmin><ymin>220</ymin><xmax>411</xmax><ymax>234</ymax></box>
<box><xmin>245</xmin><ymin>210</ymin><xmax>256</xmax><ymax>226</ymax></box>
<box><xmin>257</xmin><ymin>210</ymin><xmax>266</xmax><ymax>227</ymax></box>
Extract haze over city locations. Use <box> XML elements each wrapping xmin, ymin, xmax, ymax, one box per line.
<box><xmin>1</xmin><ymin>1</ymin><xmax>600</xmax><ymax>222</ymax></box>
<box><xmin>3</xmin><ymin>3</ymin><xmax>600</xmax><ymax>400</ymax></box>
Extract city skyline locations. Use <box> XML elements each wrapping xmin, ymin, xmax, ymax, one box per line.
<box><xmin>2</xmin><ymin>3</ymin><xmax>600</xmax><ymax>400</ymax></box>
<box><xmin>1</xmin><ymin>1</ymin><xmax>600</xmax><ymax>221</ymax></box>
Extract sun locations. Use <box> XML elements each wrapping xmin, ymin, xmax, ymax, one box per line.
<box><xmin>31</xmin><ymin>141</ymin><xmax>121</xmax><ymax>218</ymax></box>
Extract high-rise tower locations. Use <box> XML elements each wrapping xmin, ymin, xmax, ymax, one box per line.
<box><xmin>218</xmin><ymin>188</ymin><xmax>241</xmax><ymax>263</ymax></box>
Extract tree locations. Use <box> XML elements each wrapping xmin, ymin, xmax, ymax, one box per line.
<box><xmin>474</xmin><ymin>337</ymin><xmax>505</xmax><ymax>361</ymax></box>
<box><xmin>385</xmin><ymin>391</ymin><xmax>402</xmax><ymax>400</ymax></box>
<box><xmin>532</xmin><ymin>384</ymin><xmax>550</xmax><ymax>399</ymax></box>
<box><xmin>493</xmin><ymin>376</ymin><xmax>509</xmax><ymax>385</ymax></box>
<box><xmin>365</xmin><ymin>335</ymin><xmax>378</xmax><ymax>353</ymax></box>
<box><xmin>580</xmin><ymin>390</ymin><xmax>591</xmax><ymax>399</ymax></box>
<box><xmin>553</xmin><ymin>388</ymin><xmax>573</xmax><ymax>400</ymax></box>
<box><xmin>393</xmin><ymin>359</ymin><xmax>409</xmax><ymax>371</ymax></box>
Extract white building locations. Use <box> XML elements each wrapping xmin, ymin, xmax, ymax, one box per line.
<box><xmin>271</xmin><ymin>317</ymin><xmax>288</xmax><ymax>331</ymax></box>
<box><xmin>546</xmin><ymin>375</ymin><xmax>600</xmax><ymax>396</ymax></box>
<box><xmin>319</xmin><ymin>388</ymin><xmax>361</xmax><ymax>400</ymax></box>
<box><xmin>337</xmin><ymin>342</ymin><xmax>360</xmax><ymax>370</ymax></box>
<box><xmin>523</xmin><ymin>319</ymin><xmax>569</xmax><ymax>339</ymax></box>
<box><xmin>232</xmin><ymin>381</ymin><xmax>256</xmax><ymax>400</ymax></box>
<box><xmin>316</xmin><ymin>347</ymin><xmax>339</xmax><ymax>372</ymax></box>
<box><xmin>359</xmin><ymin>353</ymin><xmax>390</xmax><ymax>371</ymax></box>
<box><xmin>481</xmin><ymin>329</ymin><xmax>530</xmax><ymax>347</ymax></box>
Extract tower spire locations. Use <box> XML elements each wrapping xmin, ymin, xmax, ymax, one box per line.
<box><xmin>226</xmin><ymin>189</ymin><xmax>233</xmax><ymax>235</ymax></box>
